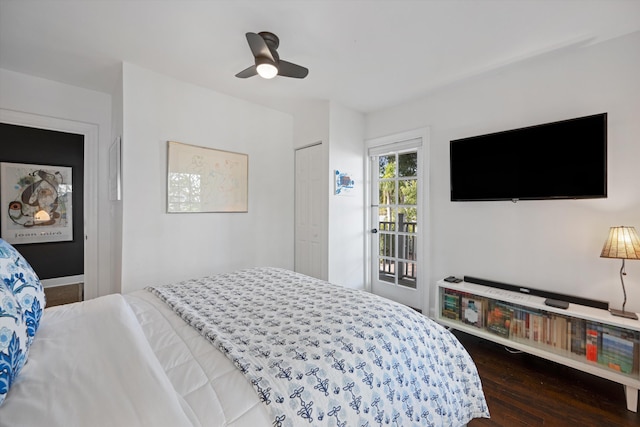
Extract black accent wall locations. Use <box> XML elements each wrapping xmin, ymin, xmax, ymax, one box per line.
<box><xmin>0</xmin><ymin>123</ymin><xmax>84</xmax><ymax>279</ymax></box>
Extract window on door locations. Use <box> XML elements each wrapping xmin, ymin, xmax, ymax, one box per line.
<box><xmin>368</xmin><ymin>135</ymin><xmax>425</xmax><ymax>311</ymax></box>
<box><xmin>376</xmin><ymin>151</ymin><xmax>418</xmax><ymax>288</ymax></box>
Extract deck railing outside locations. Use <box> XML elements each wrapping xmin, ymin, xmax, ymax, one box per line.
<box><xmin>378</xmin><ymin>213</ymin><xmax>417</xmax><ymax>287</ymax></box>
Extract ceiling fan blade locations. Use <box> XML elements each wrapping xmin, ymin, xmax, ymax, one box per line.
<box><xmin>246</xmin><ymin>32</ymin><xmax>274</xmax><ymax>62</ymax></box>
<box><xmin>277</xmin><ymin>60</ymin><xmax>309</xmax><ymax>79</ymax></box>
<box><xmin>235</xmin><ymin>65</ymin><xmax>257</xmax><ymax>78</ymax></box>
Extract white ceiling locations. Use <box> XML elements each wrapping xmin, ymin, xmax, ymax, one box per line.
<box><xmin>1</xmin><ymin>1</ymin><xmax>639</xmax><ymax>114</ymax></box>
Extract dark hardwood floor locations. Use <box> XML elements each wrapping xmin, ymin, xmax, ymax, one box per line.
<box><xmin>453</xmin><ymin>330</ymin><xmax>640</xmax><ymax>427</ymax></box>
<box><xmin>43</xmin><ymin>283</ymin><xmax>84</xmax><ymax>307</ymax></box>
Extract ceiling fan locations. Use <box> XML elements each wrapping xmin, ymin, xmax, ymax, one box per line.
<box><xmin>235</xmin><ymin>31</ymin><xmax>309</xmax><ymax>80</ymax></box>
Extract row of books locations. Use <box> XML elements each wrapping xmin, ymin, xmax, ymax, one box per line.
<box><xmin>589</xmin><ymin>322</ymin><xmax>638</xmax><ymax>375</ymax></box>
<box><xmin>441</xmin><ymin>288</ymin><xmax>640</xmax><ymax>375</ymax></box>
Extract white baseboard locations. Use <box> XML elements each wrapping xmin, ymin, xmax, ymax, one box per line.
<box><xmin>41</xmin><ymin>275</ymin><xmax>84</xmax><ymax>288</ymax></box>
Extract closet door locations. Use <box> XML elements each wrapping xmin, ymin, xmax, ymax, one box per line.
<box><xmin>294</xmin><ymin>143</ymin><xmax>323</xmax><ymax>279</ymax></box>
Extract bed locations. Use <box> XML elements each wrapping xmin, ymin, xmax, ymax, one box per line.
<box><xmin>0</xmin><ymin>239</ymin><xmax>489</xmax><ymax>426</ymax></box>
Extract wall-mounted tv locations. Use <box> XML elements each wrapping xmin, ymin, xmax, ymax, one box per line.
<box><xmin>450</xmin><ymin>113</ymin><xmax>607</xmax><ymax>201</ymax></box>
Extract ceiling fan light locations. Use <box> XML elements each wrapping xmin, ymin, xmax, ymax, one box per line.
<box><xmin>256</xmin><ymin>59</ymin><xmax>278</xmax><ymax>79</ymax></box>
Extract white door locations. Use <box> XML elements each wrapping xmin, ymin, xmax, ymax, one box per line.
<box><xmin>369</xmin><ymin>138</ymin><xmax>424</xmax><ymax>310</ymax></box>
<box><xmin>295</xmin><ymin>144</ymin><xmax>323</xmax><ymax>279</ymax></box>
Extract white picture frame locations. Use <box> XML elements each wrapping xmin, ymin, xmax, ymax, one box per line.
<box><xmin>167</xmin><ymin>141</ymin><xmax>248</xmax><ymax>213</ymax></box>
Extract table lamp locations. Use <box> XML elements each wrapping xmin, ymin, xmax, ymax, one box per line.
<box><xmin>600</xmin><ymin>226</ymin><xmax>640</xmax><ymax>320</ymax></box>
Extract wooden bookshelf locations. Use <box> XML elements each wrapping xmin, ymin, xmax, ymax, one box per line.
<box><xmin>436</xmin><ymin>279</ymin><xmax>640</xmax><ymax>412</ymax></box>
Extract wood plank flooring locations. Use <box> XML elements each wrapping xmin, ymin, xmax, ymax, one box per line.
<box><xmin>43</xmin><ymin>283</ymin><xmax>83</xmax><ymax>307</ymax></box>
<box><xmin>453</xmin><ymin>330</ymin><xmax>640</xmax><ymax>427</ymax></box>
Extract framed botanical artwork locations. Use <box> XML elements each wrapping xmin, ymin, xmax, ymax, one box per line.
<box><xmin>1</xmin><ymin>162</ymin><xmax>73</xmax><ymax>244</ymax></box>
<box><xmin>167</xmin><ymin>141</ymin><xmax>248</xmax><ymax>213</ymax></box>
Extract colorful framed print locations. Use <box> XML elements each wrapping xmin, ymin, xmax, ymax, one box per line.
<box><xmin>1</xmin><ymin>162</ymin><xmax>73</xmax><ymax>244</ymax></box>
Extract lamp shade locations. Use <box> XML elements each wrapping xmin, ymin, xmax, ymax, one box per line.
<box><xmin>600</xmin><ymin>226</ymin><xmax>640</xmax><ymax>260</ymax></box>
<box><xmin>256</xmin><ymin>57</ymin><xmax>278</xmax><ymax>79</ymax></box>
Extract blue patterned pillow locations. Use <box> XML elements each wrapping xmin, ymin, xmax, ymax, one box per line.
<box><xmin>0</xmin><ymin>282</ymin><xmax>28</xmax><ymax>406</ymax></box>
<box><xmin>0</xmin><ymin>239</ymin><xmax>45</xmax><ymax>346</ymax></box>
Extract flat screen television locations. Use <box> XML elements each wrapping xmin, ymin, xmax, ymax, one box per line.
<box><xmin>450</xmin><ymin>113</ymin><xmax>607</xmax><ymax>201</ymax></box>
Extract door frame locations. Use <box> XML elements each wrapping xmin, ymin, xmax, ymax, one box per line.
<box><xmin>364</xmin><ymin>127</ymin><xmax>430</xmax><ymax>311</ymax></box>
<box><xmin>0</xmin><ymin>108</ymin><xmax>99</xmax><ymax>300</ymax></box>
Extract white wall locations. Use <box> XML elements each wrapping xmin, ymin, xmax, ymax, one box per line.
<box><xmin>291</xmin><ymin>100</ymin><xmax>330</xmax><ymax>280</ymax></box>
<box><xmin>366</xmin><ymin>31</ymin><xmax>640</xmax><ymax>315</ymax></box>
<box><xmin>328</xmin><ymin>102</ymin><xmax>365</xmax><ymax>288</ymax></box>
<box><xmin>120</xmin><ymin>63</ymin><xmax>295</xmax><ymax>293</ymax></box>
<box><xmin>292</xmin><ymin>100</ymin><xmax>330</xmax><ymax>150</ymax></box>
<box><xmin>110</xmin><ymin>66</ymin><xmax>124</xmax><ymax>293</ymax></box>
<box><xmin>290</xmin><ymin>100</ymin><xmax>365</xmax><ymax>288</ymax></box>
<box><xmin>0</xmin><ymin>68</ymin><xmax>114</xmax><ymax>298</ymax></box>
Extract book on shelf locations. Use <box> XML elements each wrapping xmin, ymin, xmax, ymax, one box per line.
<box><xmin>486</xmin><ymin>301</ymin><xmax>513</xmax><ymax>338</ymax></box>
<box><xmin>570</xmin><ymin>318</ymin><xmax>586</xmax><ymax>356</ymax></box>
<box><xmin>583</xmin><ymin>321</ymin><xmax>640</xmax><ymax>375</ymax></box>
<box><xmin>551</xmin><ymin>315</ymin><xmax>569</xmax><ymax>350</ymax></box>
<box><xmin>529</xmin><ymin>312</ymin><xmax>541</xmax><ymax>343</ymax></box>
<box><xmin>462</xmin><ymin>296</ymin><xmax>485</xmax><ymax>328</ymax></box>
<box><xmin>507</xmin><ymin>304</ymin><xmax>541</xmax><ymax>341</ymax></box>
<box><xmin>602</xmin><ymin>333</ymin><xmax>634</xmax><ymax>374</ymax></box>
<box><xmin>586</xmin><ymin>327</ymin><xmax>598</xmax><ymax>362</ymax></box>
<box><xmin>509</xmin><ymin>308</ymin><xmax>525</xmax><ymax>339</ymax></box>
<box><xmin>442</xmin><ymin>289</ymin><xmax>462</xmax><ymax>320</ymax></box>
<box><xmin>440</xmin><ymin>284</ymin><xmax>640</xmax><ymax>378</ymax></box>
<box><xmin>600</xmin><ymin>325</ymin><xmax>640</xmax><ymax>375</ymax></box>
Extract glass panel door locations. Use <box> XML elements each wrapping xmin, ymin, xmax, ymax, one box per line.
<box><xmin>371</xmin><ymin>148</ymin><xmax>421</xmax><ymax>310</ymax></box>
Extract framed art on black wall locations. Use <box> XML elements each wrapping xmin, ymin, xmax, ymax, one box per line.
<box><xmin>0</xmin><ymin>162</ymin><xmax>73</xmax><ymax>244</ymax></box>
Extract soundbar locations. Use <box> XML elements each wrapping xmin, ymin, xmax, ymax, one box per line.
<box><xmin>463</xmin><ymin>276</ymin><xmax>609</xmax><ymax>310</ymax></box>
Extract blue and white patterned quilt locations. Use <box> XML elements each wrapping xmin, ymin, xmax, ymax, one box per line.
<box><xmin>147</xmin><ymin>268</ymin><xmax>489</xmax><ymax>426</ymax></box>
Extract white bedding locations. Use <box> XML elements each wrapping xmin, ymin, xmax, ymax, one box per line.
<box><xmin>0</xmin><ymin>294</ymin><xmax>194</xmax><ymax>427</ymax></box>
<box><xmin>0</xmin><ymin>269</ymin><xmax>488</xmax><ymax>426</ymax></box>
<box><xmin>0</xmin><ymin>289</ymin><xmax>271</xmax><ymax>427</ymax></box>
<box><xmin>124</xmin><ymin>290</ymin><xmax>271</xmax><ymax>426</ymax></box>
<box><xmin>148</xmin><ymin>268</ymin><xmax>489</xmax><ymax>426</ymax></box>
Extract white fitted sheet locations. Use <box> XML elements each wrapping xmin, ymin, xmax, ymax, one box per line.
<box><xmin>124</xmin><ymin>290</ymin><xmax>271</xmax><ymax>427</ymax></box>
<box><xmin>0</xmin><ymin>294</ymin><xmax>195</xmax><ymax>427</ymax></box>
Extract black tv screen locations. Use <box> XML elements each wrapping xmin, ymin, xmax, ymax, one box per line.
<box><xmin>450</xmin><ymin>113</ymin><xmax>607</xmax><ymax>201</ymax></box>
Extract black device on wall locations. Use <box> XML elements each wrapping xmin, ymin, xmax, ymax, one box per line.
<box><xmin>450</xmin><ymin>113</ymin><xmax>607</xmax><ymax>201</ymax></box>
